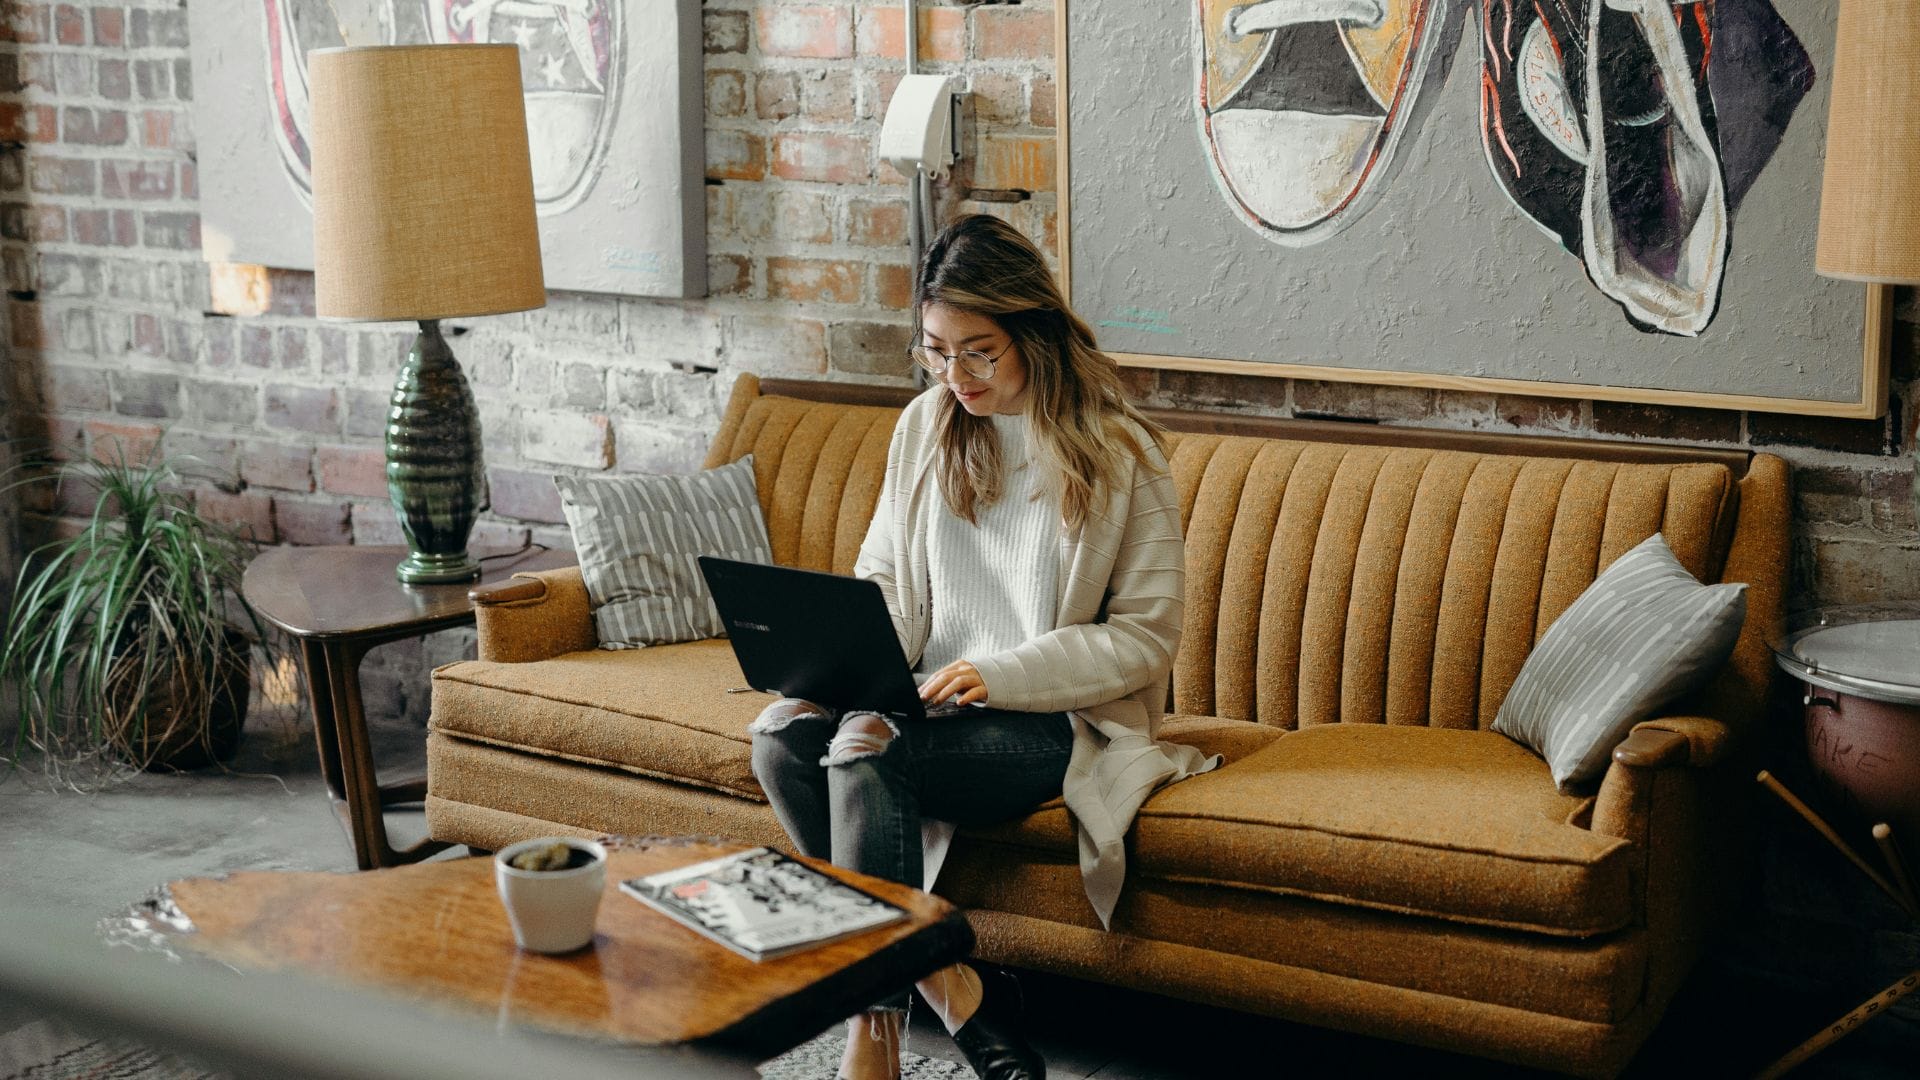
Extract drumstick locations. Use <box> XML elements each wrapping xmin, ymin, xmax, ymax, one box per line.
<box><xmin>1872</xmin><ymin>823</ymin><xmax>1919</xmax><ymax>913</ymax></box>
<box><xmin>1755</xmin><ymin>772</ymin><xmax>1915</xmax><ymax>917</ymax></box>
<box><xmin>1755</xmin><ymin>968</ymin><xmax>1920</xmax><ymax>1080</ymax></box>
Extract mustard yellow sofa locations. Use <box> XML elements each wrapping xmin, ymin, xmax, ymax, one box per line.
<box><xmin>425</xmin><ymin>375</ymin><xmax>1788</xmax><ymax>1077</ymax></box>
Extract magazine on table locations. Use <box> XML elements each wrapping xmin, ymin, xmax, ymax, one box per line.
<box><xmin>619</xmin><ymin>846</ymin><xmax>908</xmax><ymax>961</ymax></box>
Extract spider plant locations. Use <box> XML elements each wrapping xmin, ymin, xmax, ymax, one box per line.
<box><xmin>1</xmin><ymin>441</ymin><xmax>272</xmax><ymax>777</ymax></box>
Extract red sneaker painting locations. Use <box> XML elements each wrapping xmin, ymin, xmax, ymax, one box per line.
<box><xmin>1480</xmin><ymin>0</ymin><xmax>1813</xmax><ymax>336</ymax></box>
<box><xmin>261</xmin><ymin>0</ymin><xmax>312</xmax><ymax>204</ymax></box>
<box><xmin>428</xmin><ymin>0</ymin><xmax>623</xmax><ymax>215</ymax></box>
<box><xmin>1196</xmin><ymin>0</ymin><xmax>1465</xmax><ymax>246</ymax></box>
<box><xmin>260</xmin><ymin>0</ymin><xmax>401</xmax><ymax>206</ymax></box>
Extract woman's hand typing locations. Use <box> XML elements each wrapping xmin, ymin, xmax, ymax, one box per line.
<box><xmin>918</xmin><ymin>660</ymin><xmax>988</xmax><ymax>707</ymax></box>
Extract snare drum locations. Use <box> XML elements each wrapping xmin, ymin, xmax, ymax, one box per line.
<box><xmin>1775</xmin><ymin>615</ymin><xmax>1920</xmax><ymax>859</ymax></box>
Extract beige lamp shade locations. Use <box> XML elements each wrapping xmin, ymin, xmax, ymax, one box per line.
<box><xmin>1815</xmin><ymin>0</ymin><xmax>1920</xmax><ymax>284</ymax></box>
<box><xmin>311</xmin><ymin>45</ymin><xmax>546</xmax><ymax>320</ymax></box>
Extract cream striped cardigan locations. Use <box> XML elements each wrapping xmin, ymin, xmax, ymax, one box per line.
<box><xmin>854</xmin><ymin>387</ymin><xmax>1220</xmax><ymax>927</ymax></box>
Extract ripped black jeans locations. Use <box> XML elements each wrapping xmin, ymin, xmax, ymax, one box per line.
<box><xmin>749</xmin><ymin>700</ymin><xmax>1073</xmax><ymax>1010</ymax></box>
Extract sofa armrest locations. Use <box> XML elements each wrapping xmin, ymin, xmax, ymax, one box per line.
<box><xmin>1611</xmin><ymin>727</ymin><xmax>1689</xmax><ymax>769</ymax></box>
<box><xmin>1591</xmin><ymin>715</ymin><xmax>1732</xmax><ymax>843</ymax></box>
<box><xmin>1612</xmin><ymin>715</ymin><xmax>1733</xmax><ymax>769</ymax></box>
<box><xmin>471</xmin><ymin>577</ymin><xmax>549</xmax><ymax>604</ymax></box>
<box><xmin>1590</xmin><ymin>713</ymin><xmax>1743</xmax><ymax>1018</ymax></box>
<box><xmin>470</xmin><ymin>566</ymin><xmax>596</xmax><ymax>663</ymax></box>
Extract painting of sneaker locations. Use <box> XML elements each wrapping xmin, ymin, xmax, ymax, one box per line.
<box><xmin>1480</xmin><ymin>0</ymin><xmax>1810</xmax><ymax>336</ymax></box>
<box><xmin>428</xmin><ymin>0</ymin><xmax>623</xmax><ymax>215</ymax></box>
<box><xmin>259</xmin><ymin>0</ymin><xmax>399</xmax><ymax>206</ymax></box>
<box><xmin>1196</xmin><ymin>0</ymin><xmax>1464</xmax><ymax>246</ymax></box>
<box><xmin>1476</xmin><ymin>0</ymin><xmax>1588</xmax><ymax>253</ymax></box>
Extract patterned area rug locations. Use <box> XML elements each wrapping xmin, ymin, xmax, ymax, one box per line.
<box><xmin>0</xmin><ymin>1020</ymin><xmax>225</xmax><ymax>1079</ymax></box>
<box><xmin>0</xmin><ymin>1019</ymin><xmax>975</xmax><ymax>1079</ymax></box>
<box><xmin>757</xmin><ymin>1029</ymin><xmax>974</xmax><ymax>1079</ymax></box>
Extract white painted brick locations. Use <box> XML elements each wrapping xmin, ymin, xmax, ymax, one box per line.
<box><xmin>456</xmin><ymin>333</ymin><xmax>515</xmax><ymax>389</ymax></box>
<box><xmin>179</xmin><ymin>263</ymin><xmax>214</xmax><ymax>312</ymax></box>
<box><xmin>103</xmin><ymin>258</ymin><xmax>158</xmax><ymax>303</ymax></box>
<box><xmin>611</xmin><ymin>368</ymin><xmax>719</xmax><ymax>420</ymax></box>
<box><xmin>528</xmin><ymin>292</ymin><xmax>620</xmax><ymax>339</ymax></box>
<box><xmin>620</xmin><ymin>299</ymin><xmax>721</xmax><ymax>368</ymax></box>
<box><xmin>728</xmin><ymin>187</ymin><xmax>774</xmax><ymax>242</ymax></box>
<box><xmin>475</xmin><ymin>403</ymin><xmax>521</xmax><ymax>462</ymax></box>
<box><xmin>722</xmin><ymin>313</ymin><xmax>826</xmax><ymax>375</ymax></box>
<box><xmin>612</xmin><ymin>369</ymin><xmax>660</xmax><ymax>411</ymax></box>
<box><xmin>472</xmin><ymin>521</ymin><xmax>533</xmax><ymax>553</ymax></box>
<box><xmin>513</xmin><ymin>355</ymin><xmax>555</xmax><ymax>397</ymax></box>
<box><xmin>530</xmin><ymin>524</ymin><xmax>575</xmax><ymax>552</ymax></box>
<box><xmin>613</xmin><ymin>420</ymin><xmax>709</xmax><ymax>475</ymax></box>
<box><xmin>663</xmin><ymin>370</ymin><xmax>722</xmax><ymax>419</ymax></box>
<box><xmin>522</xmin><ymin>409</ymin><xmax>612</xmax><ymax>469</ymax></box>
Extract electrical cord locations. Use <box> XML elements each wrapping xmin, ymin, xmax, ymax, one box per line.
<box><xmin>477</xmin><ymin>540</ymin><xmax>550</xmax><ymax>564</ymax></box>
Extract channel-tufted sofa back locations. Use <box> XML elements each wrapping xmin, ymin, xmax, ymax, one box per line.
<box><xmin>704</xmin><ymin>376</ymin><xmax>1786</xmax><ymax>735</ymax></box>
<box><xmin>1164</xmin><ymin>437</ymin><xmax>1739</xmax><ymax>730</ymax></box>
<box><xmin>703</xmin><ymin>385</ymin><xmax>900</xmax><ymax>575</ymax></box>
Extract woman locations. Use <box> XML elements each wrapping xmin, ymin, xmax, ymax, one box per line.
<box><xmin>750</xmin><ymin>215</ymin><xmax>1218</xmax><ymax>1080</ymax></box>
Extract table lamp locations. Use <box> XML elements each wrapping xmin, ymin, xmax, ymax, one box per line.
<box><xmin>1815</xmin><ymin>0</ymin><xmax>1919</xmax><ymax>505</ymax></box>
<box><xmin>309</xmin><ymin>44</ymin><xmax>546</xmax><ymax>584</ymax></box>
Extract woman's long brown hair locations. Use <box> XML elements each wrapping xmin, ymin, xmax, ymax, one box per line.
<box><xmin>915</xmin><ymin>215</ymin><xmax>1166</xmax><ymax>531</ymax></box>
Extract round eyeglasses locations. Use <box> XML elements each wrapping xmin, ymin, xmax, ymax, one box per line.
<box><xmin>907</xmin><ymin>340</ymin><xmax>1012</xmax><ymax>381</ymax></box>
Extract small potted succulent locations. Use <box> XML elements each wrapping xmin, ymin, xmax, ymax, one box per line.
<box><xmin>494</xmin><ymin>837</ymin><xmax>609</xmax><ymax>953</ymax></box>
<box><xmin>1</xmin><ymin>441</ymin><xmax>274</xmax><ymax>777</ymax></box>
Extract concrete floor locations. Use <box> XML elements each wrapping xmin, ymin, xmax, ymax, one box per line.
<box><xmin>1</xmin><ymin>696</ymin><xmax>1915</xmax><ymax>1079</ymax></box>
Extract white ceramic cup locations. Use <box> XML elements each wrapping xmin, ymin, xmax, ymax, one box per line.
<box><xmin>494</xmin><ymin>837</ymin><xmax>608</xmax><ymax>953</ymax></box>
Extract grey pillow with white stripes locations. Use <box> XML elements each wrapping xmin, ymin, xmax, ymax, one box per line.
<box><xmin>1493</xmin><ymin>533</ymin><xmax>1746</xmax><ymax>793</ymax></box>
<box><xmin>554</xmin><ymin>456</ymin><xmax>772</xmax><ymax>649</ymax></box>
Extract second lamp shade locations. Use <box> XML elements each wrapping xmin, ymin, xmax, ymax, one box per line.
<box><xmin>311</xmin><ymin>44</ymin><xmax>546</xmax><ymax>320</ymax></box>
<box><xmin>1815</xmin><ymin>0</ymin><xmax>1920</xmax><ymax>284</ymax></box>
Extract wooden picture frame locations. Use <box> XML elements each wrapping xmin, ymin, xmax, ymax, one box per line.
<box><xmin>1055</xmin><ymin>0</ymin><xmax>1890</xmax><ymax>419</ymax></box>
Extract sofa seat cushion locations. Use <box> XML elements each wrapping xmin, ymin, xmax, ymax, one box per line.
<box><xmin>938</xmin><ymin>857</ymin><xmax>1646</xmax><ymax>1025</ymax></box>
<box><xmin>954</xmin><ymin>715</ymin><xmax>1285</xmax><ymax>855</ymax></box>
<box><xmin>1131</xmin><ymin>725</ymin><xmax>1633</xmax><ymax>937</ymax></box>
<box><xmin>429</xmin><ymin>640</ymin><xmax>766</xmax><ymax>800</ymax></box>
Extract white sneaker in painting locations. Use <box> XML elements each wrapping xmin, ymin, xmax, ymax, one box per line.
<box><xmin>1195</xmin><ymin>0</ymin><xmax>1465</xmax><ymax>247</ymax></box>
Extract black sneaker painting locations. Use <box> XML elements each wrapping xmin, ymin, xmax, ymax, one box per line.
<box><xmin>1478</xmin><ymin>0</ymin><xmax>1812</xmax><ymax>336</ymax></box>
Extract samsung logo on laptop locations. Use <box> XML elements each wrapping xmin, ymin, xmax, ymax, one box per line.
<box><xmin>732</xmin><ymin>620</ymin><xmax>773</xmax><ymax>633</ymax></box>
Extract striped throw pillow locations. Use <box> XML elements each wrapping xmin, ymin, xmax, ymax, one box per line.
<box><xmin>1493</xmin><ymin>533</ymin><xmax>1746</xmax><ymax>793</ymax></box>
<box><xmin>554</xmin><ymin>456</ymin><xmax>772</xmax><ymax>649</ymax></box>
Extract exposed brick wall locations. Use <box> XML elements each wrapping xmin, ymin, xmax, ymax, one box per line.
<box><xmin>3</xmin><ymin>0</ymin><xmax>1913</xmax><ymax>609</ymax></box>
<box><xmin>6</xmin><ymin>0</ymin><xmax>1920</xmax><ymax>745</ymax></box>
<box><xmin>0</xmin><ymin>0</ymin><xmax>1060</xmax><ymax>555</ymax></box>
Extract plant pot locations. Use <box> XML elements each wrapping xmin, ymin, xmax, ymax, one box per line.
<box><xmin>104</xmin><ymin>627</ymin><xmax>253</xmax><ymax>772</ymax></box>
<box><xmin>494</xmin><ymin>837</ymin><xmax>608</xmax><ymax>953</ymax></box>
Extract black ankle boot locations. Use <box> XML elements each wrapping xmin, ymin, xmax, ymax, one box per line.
<box><xmin>950</xmin><ymin>964</ymin><xmax>1045</xmax><ymax>1080</ymax></box>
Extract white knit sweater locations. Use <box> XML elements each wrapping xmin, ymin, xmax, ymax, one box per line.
<box><xmin>918</xmin><ymin>414</ymin><xmax>1061</xmax><ymax>678</ymax></box>
<box><xmin>856</xmin><ymin>387</ymin><xmax>1220</xmax><ymax>927</ymax></box>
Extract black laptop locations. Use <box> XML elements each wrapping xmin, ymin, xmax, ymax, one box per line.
<box><xmin>698</xmin><ymin>556</ymin><xmax>966</xmax><ymax>721</ymax></box>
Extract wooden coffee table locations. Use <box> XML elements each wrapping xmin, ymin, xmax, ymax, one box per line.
<box><xmin>124</xmin><ymin>838</ymin><xmax>974</xmax><ymax>1063</ymax></box>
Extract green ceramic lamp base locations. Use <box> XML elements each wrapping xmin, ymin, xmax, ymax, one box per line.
<box><xmin>386</xmin><ymin>319</ymin><xmax>488</xmax><ymax>586</ymax></box>
<box><xmin>395</xmin><ymin>550</ymin><xmax>484</xmax><ymax>585</ymax></box>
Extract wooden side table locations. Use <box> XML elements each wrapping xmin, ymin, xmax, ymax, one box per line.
<box><xmin>242</xmin><ymin>544</ymin><xmax>576</xmax><ymax>870</ymax></box>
